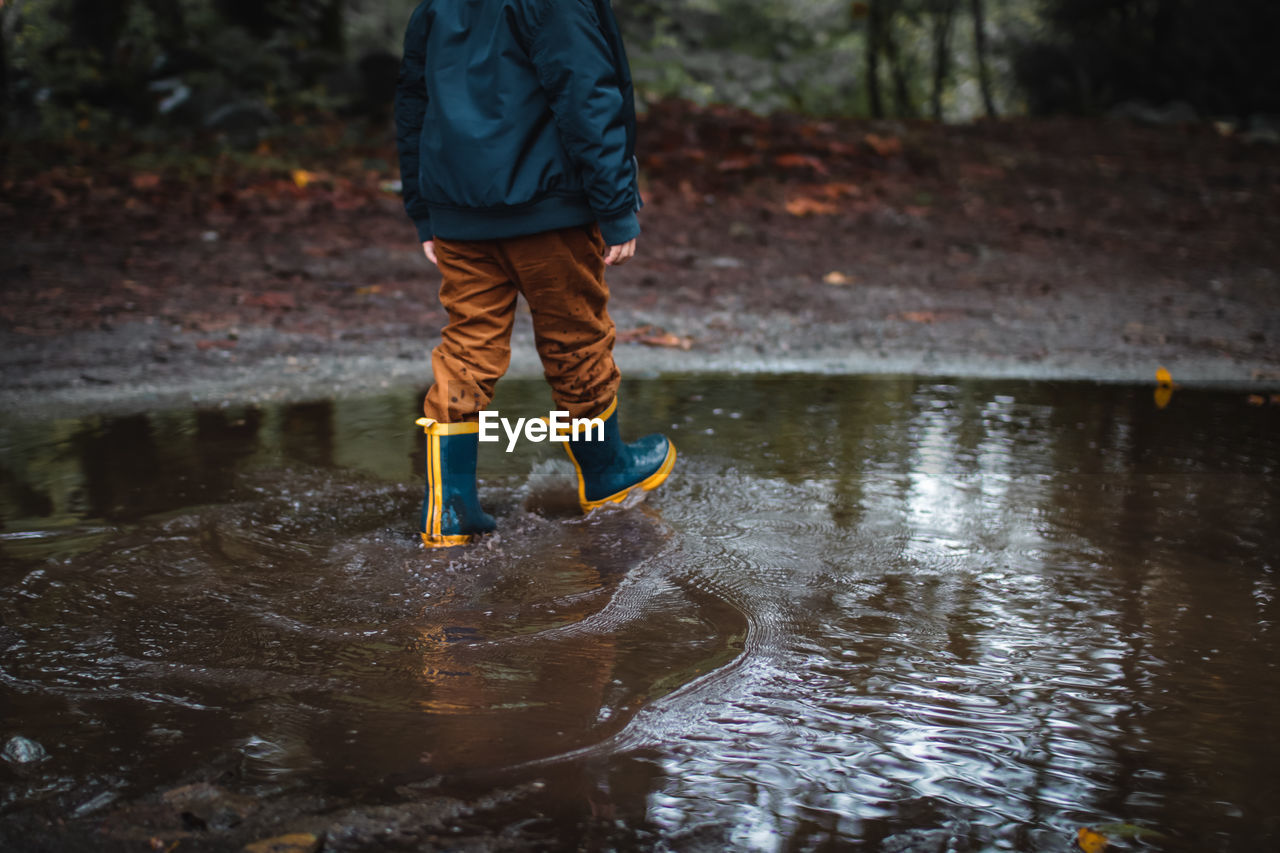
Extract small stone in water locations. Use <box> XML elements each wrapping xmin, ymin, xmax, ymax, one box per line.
<box><xmin>3</xmin><ymin>735</ymin><xmax>48</xmax><ymax>765</ymax></box>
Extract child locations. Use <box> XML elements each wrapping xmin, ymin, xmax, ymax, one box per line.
<box><xmin>394</xmin><ymin>0</ymin><xmax>676</xmax><ymax>548</ymax></box>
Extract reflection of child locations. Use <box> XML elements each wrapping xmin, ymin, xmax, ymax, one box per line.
<box><xmin>395</xmin><ymin>0</ymin><xmax>675</xmax><ymax>548</ymax></box>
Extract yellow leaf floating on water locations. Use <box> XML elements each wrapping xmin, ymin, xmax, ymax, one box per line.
<box><xmin>1076</xmin><ymin>827</ymin><xmax>1110</xmax><ymax>853</ymax></box>
<box><xmin>1154</xmin><ymin>366</ymin><xmax>1175</xmax><ymax>409</ymax></box>
<box><xmin>243</xmin><ymin>833</ymin><xmax>320</xmax><ymax>853</ymax></box>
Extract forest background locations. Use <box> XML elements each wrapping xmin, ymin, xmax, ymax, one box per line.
<box><xmin>3</xmin><ymin>0</ymin><xmax>1279</xmax><ymax>140</ymax></box>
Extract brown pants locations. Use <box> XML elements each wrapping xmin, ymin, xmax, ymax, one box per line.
<box><xmin>423</xmin><ymin>224</ymin><xmax>621</xmax><ymax>423</ymax></box>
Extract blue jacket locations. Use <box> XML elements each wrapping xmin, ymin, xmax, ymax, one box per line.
<box><xmin>394</xmin><ymin>0</ymin><xmax>641</xmax><ymax>246</ymax></box>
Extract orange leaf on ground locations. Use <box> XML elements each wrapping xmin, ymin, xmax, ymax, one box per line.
<box><xmin>816</xmin><ymin>182</ymin><xmax>861</xmax><ymax>200</ymax></box>
<box><xmin>864</xmin><ymin>133</ymin><xmax>903</xmax><ymax>158</ymax></box>
<box><xmin>1155</xmin><ymin>366</ymin><xmax>1174</xmax><ymax>386</ymax></box>
<box><xmin>244</xmin><ymin>292</ymin><xmax>297</xmax><ymax>310</ymax></box>
<box><xmin>291</xmin><ymin>170</ymin><xmax>317</xmax><ymax>189</ymax></box>
<box><xmin>617</xmin><ymin>324</ymin><xmax>656</xmax><ymax>343</ymax></box>
<box><xmin>898</xmin><ymin>311</ymin><xmax>939</xmax><ymax>324</ymax></box>
<box><xmin>823</xmin><ymin>271</ymin><xmax>854</xmax><ymax>286</ymax></box>
<box><xmin>131</xmin><ymin>173</ymin><xmax>161</xmax><ymax>191</ymax></box>
<box><xmin>718</xmin><ymin>155</ymin><xmax>762</xmax><ymax>172</ymax></box>
<box><xmin>774</xmin><ymin>153</ymin><xmax>829</xmax><ymax>175</ymax></box>
<box><xmin>785</xmin><ymin>197</ymin><xmax>839</xmax><ymax>217</ymax></box>
<box><xmin>641</xmin><ymin>332</ymin><xmax>693</xmax><ymax>350</ymax></box>
<box><xmin>617</xmin><ymin>325</ymin><xmax>692</xmax><ymax>350</ymax></box>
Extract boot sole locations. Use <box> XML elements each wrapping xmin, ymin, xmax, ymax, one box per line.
<box><xmin>581</xmin><ymin>441</ymin><xmax>677</xmax><ymax>513</ymax></box>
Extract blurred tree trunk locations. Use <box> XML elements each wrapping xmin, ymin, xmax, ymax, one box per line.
<box><xmin>0</xmin><ymin>9</ymin><xmax>9</xmax><ymax>131</ymax></box>
<box><xmin>866</xmin><ymin>0</ymin><xmax>885</xmax><ymax>117</ymax></box>
<box><xmin>930</xmin><ymin>0</ymin><xmax>958</xmax><ymax>120</ymax></box>
<box><xmin>316</xmin><ymin>0</ymin><xmax>346</xmax><ymax>56</ymax></box>
<box><xmin>882</xmin><ymin>5</ymin><xmax>915</xmax><ymax>117</ymax></box>
<box><xmin>970</xmin><ymin>0</ymin><xmax>997</xmax><ymax>116</ymax></box>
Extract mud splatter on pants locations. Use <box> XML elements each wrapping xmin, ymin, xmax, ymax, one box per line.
<box><xmin>422</xmin><ymin>224</ymin><xmax>622</xmax><ymax>423</ymax></box>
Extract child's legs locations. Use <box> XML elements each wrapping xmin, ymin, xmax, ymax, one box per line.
<box><xmin>424</xmin><ymin>239</ymin><xmax>519</xmax><ymax>422</ymax></box>
<box><xmin>502</xmin><ymin>225</ymin><xmax>621</xmax><ymax>419</ymax></box>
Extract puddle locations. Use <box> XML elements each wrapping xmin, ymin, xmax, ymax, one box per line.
<box><xmin>1</xmin><ymin>377</ymin><xmax>1278</xmax><ymax>850</ymax></box>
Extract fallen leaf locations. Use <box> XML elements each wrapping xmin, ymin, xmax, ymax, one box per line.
<box><xmin>864</xmin><ymin>133</ymin><xmax>903</xmax><ymax>158</ymax></box>
<box><xmin>1247</xmin><ymin>394</ymin><xmax>1266</xmax><ymax>406</ymax></box>
<box><xmin>774</xmin><ymin>153</ymin><xmax>829</xmax><ymax>174</ymax></box>
<box><xmin>785</xmin><ymin>197</ymin><xmax>839</xmax><ymax>217</ymax></box>
<box><xmin>1155</xmin><ymin>366</ymin><xmax>1173</xmax><ymax>387</ymax></box>
<box><xmin>244</xmin><ymin>292</ymin><xmax>297</xmax><ymax>310</ymax></box>
<box><xmin>640</xmin><ymin>332</ymin><xmax>693</xmax><ymax>350</ymax></box>
<box><xmin>823</xmin><ymin>271</ymin><xmax>853</xmax><ymax>286</ymax></box>
<box><xmin>131</xmin><ymin>173</ymin><xmax>161</xmax><ymax>191</ymax></box>
<box><xmin>291</xmin><ymin>169</ymin><xmax>317</xmax><ymax>189</ymax></box>
<box><xmin>899</xmin><ymin>311</ymin><xmax>939</xmax><ymax>324</ymax></box>
<box><xmin>717</xmin><ymin>154</ymin><xmax>761</xmax><ymax>172</ymax></box>
<box><xmin>1075</xmin><ymin>827</ymin><xmax>1109</xmax><ymax>853</ymax></box>
<box><xmin>617</xmin><ymin>324</ymin><xmax>657</xmax><ymax>343</ymax></box>
<box><xmin>618</xmin><ymin>325</ymin><xmax>692</xmax><ymax>349</ymax></box>
<box><xmin>816</xmin><ymin>182</ymin><xmax>861</xmax><ymax>200</ymax></box>
<box><xmin>243</xmin><ymin>833</ymin><xmax>320</xmax><ymax>853</ymax></box>
<box><xmin>355</xmin><ymin>285</ymin><xmax>383</xmax><ymax>295</ymax></box>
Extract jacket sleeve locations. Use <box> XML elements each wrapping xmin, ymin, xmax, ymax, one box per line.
<box><xmin>394</xmin><ymin>5</ymin><xmax>433</xmax><ymax>243</ymax></box>
<box><xmin>528</xmin><ymin>0</ymin><xmax>640</xmax><ymax>246</ymax></box>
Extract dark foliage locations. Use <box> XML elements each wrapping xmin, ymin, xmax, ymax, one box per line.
<box><xmin>1016</xmin><ymin>0</ymin><xmax>1280</xmax><ymax>118</ymax></box>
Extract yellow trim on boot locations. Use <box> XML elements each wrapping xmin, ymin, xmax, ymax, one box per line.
<box><xmin>424</xmin><ymin>426</ymin><xmax>443</xmax><ymax>542</ymax></box>
<box><xmin>417</xmin><ymin>416</ymin><xmax>487</xmax><ymax>548</ymax></box>
<box><xmin>564</xmin><ymin>439</ymin><xmax>677</xmax><ymax>513</ymax></box>
<box><xmin>421</xmin><ymin>532</ymin><xmax>475</xmax><ymax>548</ymax></box>
<box><xmin>416</xmin><ymin>418</ymin><xmax>480</xmax><ymax>436</ymax></box>
<box><xmin>594</xmin><ymin>397</ymin><xmax>619</xmax><ymax>422</ymax></box>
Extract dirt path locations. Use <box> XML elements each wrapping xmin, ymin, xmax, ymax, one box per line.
<box><xmin>3</xmin><ymin>110</ymin><xmax>1278</xmax><ymax>419</ymax></box>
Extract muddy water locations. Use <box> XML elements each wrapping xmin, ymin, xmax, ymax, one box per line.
<box><xmin>1</xmin><ymin>377</ymin><xmax>1277</xmax><ymax>851</ymax></box>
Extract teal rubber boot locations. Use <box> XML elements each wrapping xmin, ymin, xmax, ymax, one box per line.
<box><xmin>561</xmin><ymin>399</ymin><xmax>676</xmax><ymax>513</ymax></box>
<box><xmin>417</xmin><ymin>418</ymin><xmax>497</xmax><ymax>547</ymax></box>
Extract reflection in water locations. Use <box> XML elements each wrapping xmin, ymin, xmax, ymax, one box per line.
<box><xmin>0</xmin><ymin>378</ymin><xmax>1277</xmax><ymax>850</ymax></box>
